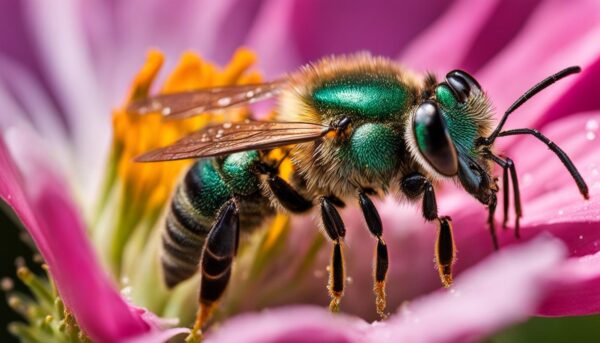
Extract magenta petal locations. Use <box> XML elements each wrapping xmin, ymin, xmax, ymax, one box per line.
<box><xmin>540</xmin><ymin>251</ymin><xmax>600</xmax><ymax>315</ymax></box>
<box><xmin>400</xmin><ymin>0</ymin><xmax>502</xmax><ymax>73</ymax></box>
<box><xmin>369</xmin><ymin>237</ymin><xmax>566</xmax><ymax>343</ymax></box>
<box><xmin>478</xmin><ymin>1</ymin><xmax>600</xmax><ymax>127</ymax></box>
<box><xmin>207</xmin><ymin>238</ymin><xmax>567</xmax><ymax>343</ymax></box>
<box><xmin>289</xmin><ymin>0</ymin><xmax>451</xmax><ymax>62</ymax></box>
<box><xmin>0</xmin><ymin>131</ymin><xmax>172</xmax><ymax>343</ymax></box>
<box><xmin>205</xmin><ymin>306</ymin><xmax>369</xmax><ymax>343</ymax></box>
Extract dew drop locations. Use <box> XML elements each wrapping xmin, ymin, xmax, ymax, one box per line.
<box><xmin>161</xmin><ymin>107</ymin><xmax>172</xmax><ymax>115</ymax></box>
<box><xmin>120</xmin><ymin>286</ymin><xmax>132</xmax><ymax>299</ymax></box>
<box><xmin>558</xmin><ymin>209</ymin><xmax>564</xmax><ymax>216</ymax></box>
<box><xmin>586</xmin><ymin>131</ymin><xmax>596</xmax><ymax>141</ymax></box>
<box><xmin>246</xmin><ymin>91</ymin><xmax>255</xmax><ymax>98</ymax></box>
<box><xmin>223</xmin><ymin>122</ymin><xmax>232</xmax><ymax>129</ymax></box>
<box><xmin>218</xmin><ymin>97</ymin><xmax>232</xmax><ymax>106</ymax></box>
<box><xmin>586</xmin><ymin>119</ymin><xmax>599</xmax><ymax>131</ymax></box>
<box><xmin>579</xmin><ymin>235</ymin><xmax>584</xmax><ymax>240</ymax></box>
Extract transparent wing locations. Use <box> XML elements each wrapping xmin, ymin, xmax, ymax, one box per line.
<box><xmin>126</xmin><ymin>80</ymin><xmax>286</xmax><ymax>119</ymax></box>
<box><xmin>135</xmin><ymin>121</ymin><xmax>331</xmax><ymax>162</ymax></box>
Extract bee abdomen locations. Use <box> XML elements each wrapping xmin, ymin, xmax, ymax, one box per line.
<box><xmin>161</xmin><ymin>185</ymin><xmax>213</xmax><ymax>288</ymax></box>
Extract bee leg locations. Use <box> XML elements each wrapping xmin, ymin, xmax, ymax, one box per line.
<box><xmin>436</xmin><ymin>216</ymin><xmax>456</xmax><ymax>288</ymax></box>
<box><xmin>401</xmin><ymin>173</ymin><xmax>455</xmax><ymax>287</ymax></box>
<box><xmin>320</xmin><ymin>197</ymin><xmax>346</xmax><ymax>312</ymax></box>
<box><xmin>505</xmin><ymin>158</ymin><xmax>522</xmax><ymax>238</ymax></box>
<box><xmin>487</xmin><ymin>154</ymin><xmax>523</xmax><ymax>239</ymax></box>
<box><xmin>358</xmin><ymin>192</ymin><xmax>388</xmax><ymax>319</ymax></box>
<box><xmin>189</xmin><ymin>199</ymin><xmax>239</xmax><ymax>342</ymax></box>
<box><xmin>501</xmin><ymin>160</ymin><xmax>510</xmax><ymax>229</ymax></box>
<box><xmin>266</xmin><ymin>174</ymin><xmax>314</xmax><ymax>213</ymax></box>
<box><xmin>401</xmin><ymin>173</ymin><xmax>437</xmax><ymax>220</ymax></box>
<box><xmin>487</xmin><ymin>192</ymin><xmax>499</xmax><ymax>250</ymax></box>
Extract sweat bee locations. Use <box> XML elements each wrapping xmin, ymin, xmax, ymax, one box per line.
<box><xmin>128</xmin><ymin>54</ymin><xmax>589</xmax><ymax>335</ymax></box>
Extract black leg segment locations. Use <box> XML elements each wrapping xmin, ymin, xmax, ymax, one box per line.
<box><xmin>436</xmin><ymin>216</ymin><xmax>455</xmax><ymax>288</ymax></box>
<box><xmin>321</xmin><ymin>197</ymin><xmax>346</xmax><ymax>239</ymax></box>
<box><xmin>401</xmin><ymin>173</ymin><xmax>438</xmax><ymax>221</ymax></box>
<box><xmin>192</xmin><ymin>199</ymin><xmax>239</xmax><ymax>338</ymax></box>
<box><xmin>320</xmin><ymin>197</ymin><xmax>346</xmax><ymax>312</ymax></box>
<box><xmin>358</xmin><ymin>192</ymin><xmax>389</xmax><ymax>318</ymax></box>
<box><xmin>487</xmin><ymin>192</ymin><xmax>499</xmax><ymax>250</ymax></box>
<box><xmin>487</xmin><ymin>152</ymin><xmax>523</xmax><ymax>240</ymax></box>
<box><xmin>267</xmin><ymin>175</ymin><xmax>313</xmax><ymax>213</ymax></box>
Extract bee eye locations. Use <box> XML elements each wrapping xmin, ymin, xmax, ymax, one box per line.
<box><xmin>413</xmin><ymin>101</ymin><xmax>458</xmax><ymax>176</ymax></box>
<box><xmin>445</xmin><ymin>70</ymin><xmax>481</xmax><ymax>103</ymax></box>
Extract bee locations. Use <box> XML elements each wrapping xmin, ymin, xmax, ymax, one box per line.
<box><xmin>129</xmin><ymin>54</ymin><xmax>589</xmax><ymax>336</ymax></box>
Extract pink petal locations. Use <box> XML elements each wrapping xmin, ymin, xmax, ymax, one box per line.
<box><xmin>206</xmin><ymin>306</ymin><xmax>369</xmax><ymax>343</ymax></box>
<box><xmin>369</xmin><ymin>237</ymin><xmax>567</xmax><ymax>343</ymax></box>
<box><xmin>400</xmin><ymin>0</ymin><xmax>502</xmax><ymax>73</ymax></box>
<box><xmin>206</xmin><ymin>238</ymin><xmax>567</xmax><ymax>343</ymax></box>
<box><xmin>289</xmin><ymin>0</ymin><xmax>452</xmax><ymax>62</ymax></box>
<box><xmin>540</xmin><ymin>250</ymin><xmax>600</xmax><ymax>315</ymax></box>
<box><xmin>0</xmin><ymin>129</ymin><xmax>184</xmax><ymax>343</ymax></box>
<box><xmin>478</xmin><ymin>0</ymin><xmax>600</xmax><ymax>130</ymax></box>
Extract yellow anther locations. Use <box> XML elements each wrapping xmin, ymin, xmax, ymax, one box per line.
<box><xmin>111</xmin><ymin>48</ymin><xmax>261</xmax><ymax>212</ymax></box>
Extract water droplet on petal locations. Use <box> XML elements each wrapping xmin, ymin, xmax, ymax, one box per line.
<box><xmin>558</xmin><ymin>209</ymin><xmax>564</xmax><ymax>216</ymax></box>
<box><xmin>586</xmin><ymin>131</ymin><xmax>596</xmax><ymax>141</ymax></box>
<box><xmin>223</xmin><ymin>122</ymin><xmax>232</xmax><ymax>129</ymax></box>
<box><xmin>579</xmin><ymin>235</ymin><xmax>584</xmax><ymax>240</ymax></box>
<box><xmin>586</xmin><ymin>119</ymin><xmax>599</xmax><ymax>131</ymax></box>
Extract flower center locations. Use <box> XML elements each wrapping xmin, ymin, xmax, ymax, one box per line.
<box><xmin>112</xmin><ymin>48</ymin><xmax>261</xmax><ymax>211</ymax></box>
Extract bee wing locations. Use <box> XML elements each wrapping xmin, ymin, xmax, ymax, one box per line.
<box><xmin>126</xmin><ymin>80</ymin><xmax>285</xmax><ymax>119</ymax></box>
<box><xmin>135</xmin><ymin>121</ymin><xmax>331</xmax><ymax>162</ymax></box>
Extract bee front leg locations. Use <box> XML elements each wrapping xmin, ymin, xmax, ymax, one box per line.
<box><xmin>320</xmin><ymin>197</ymin><xmax>346</xmax><ymax>312</ymax></box>
<box><xmin>401</xmin><ymin>173</ymin><xmax>456</xmax><ymax>287</ymax></box>
<box><xmin>358</xmin><ymin>191</ymin><xmax>389</xmax><ymax>319</ymax></box>
<box><xmin>189</xmin><ymin>199</ymin><xmax>239</xmax><ymax>342</ymax></box>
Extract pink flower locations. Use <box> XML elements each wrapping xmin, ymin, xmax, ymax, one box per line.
<box><xmin>1</xmin><ymin>1</ymin><xmax>600</xmax><ymax>343</ymax></box>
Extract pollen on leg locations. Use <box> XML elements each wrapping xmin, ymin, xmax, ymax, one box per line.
<box><xmin>187</xmin><ymin>303</ymin><xmax>215</xmax><ymax>343</ymax></box>
<box><xmin>374</xmin><ymin>281</ymin><xmax>387</xmax><ymax>319</ymax></box>
<box><xmin>435</xmin><ymin>216</ymin><xmax>456</xmax><ymax>288</ymax></box>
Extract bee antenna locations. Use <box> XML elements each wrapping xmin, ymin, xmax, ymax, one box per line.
<box><xmin>477</xmin><ymin>66</ymin><xmax>581</xmax><ymax>146</ymax></box>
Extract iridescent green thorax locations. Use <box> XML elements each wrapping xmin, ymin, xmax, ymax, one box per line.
<box><xmin>187</xmin><ymin>160</ymin><xmax>232</xmax><ymax>217</ymax></box>
<box><xmin>343</xmin><ymin>123</ymin><xmax>401</xmax><ymax>175</ymax></box>
<box><xmin>435</xmin><ymin>85</ymin><xmax>479</xmax><ymax>156</ymax></box>
<box><xmin>312</xmin><ymin>74</ymin><xmax>412</xmax><ymax>120</ymax></box>
<box><xmin>221</xmin><ymin>151</ymin><xmax>261</xmax><ymax>195</ymax></box>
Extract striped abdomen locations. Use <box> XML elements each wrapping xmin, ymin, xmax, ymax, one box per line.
<box><xmin>161</xmin><ymin>152</ymin><xmax>272</xmax><ymax>288</ymax></box>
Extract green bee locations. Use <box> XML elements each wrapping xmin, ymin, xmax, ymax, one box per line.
<box><xmin>129</xmin><ymin>53</ymin><xmax>588</xmax><ymax>334</ymax></box>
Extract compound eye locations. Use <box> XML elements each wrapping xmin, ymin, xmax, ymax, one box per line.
<box><xmin>413</xmin><ymin>101</ymin><xmax>458</xmax><ymax>176</ymax></box>
<box><xmin>445</xmin><ymin>70</ymin><xmax>481</xmax><ymax>103</ymax></box>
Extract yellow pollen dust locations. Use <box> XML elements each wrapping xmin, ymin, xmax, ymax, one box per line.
<box><xmin>112</xmin><ymin>48</ymin><xmax>262</xmax><ymax>211</ymax></box>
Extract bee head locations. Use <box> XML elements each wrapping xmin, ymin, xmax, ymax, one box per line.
<box><xmin>408</xmin><ymin>69</ymin><xmax>495</xmax><ymax>202</ymax></box>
